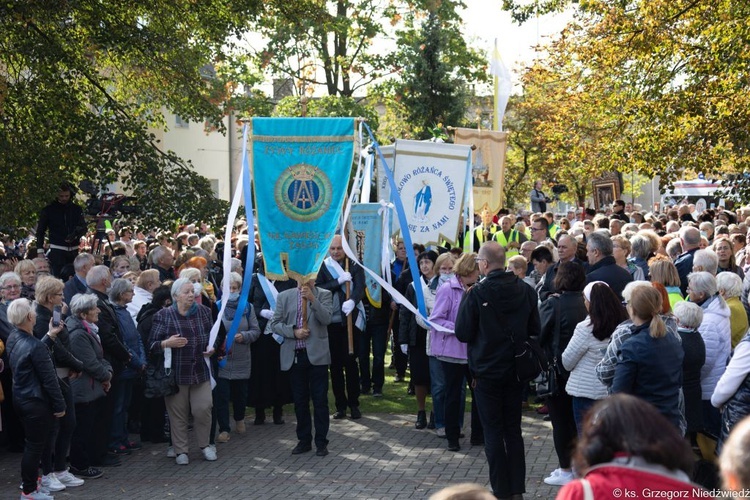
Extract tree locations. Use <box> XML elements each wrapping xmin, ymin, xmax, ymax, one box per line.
<box><xmin>0</xmin><ymin>0</ymin><xmax>269</xmax><ymax>233</ymax></box>
<box><xmin>389</xmin><ymin>0</ymin><xmax>488</xmax><ymax>138</ymax></box>
<box><xmin>503</xmin><ymin>0</ymin><xmax>750</xmax><ymax>203</ymax></box>
<box><xmin>252</xmin><ymin>0</ymin><xmax>402</xmax><ymax>97</ymax></box>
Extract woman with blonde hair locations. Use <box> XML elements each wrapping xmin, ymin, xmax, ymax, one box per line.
<box><xmin>612</xmin><ymin>285</ymin><xmax>684</xmax><ymax>429</ymax></box>
<box><xmin>14</xmin><ymin>259</ymin><xmax>37</xmax><ymax>300</ymax></box>
<box><xmin>649</xmin><ymin>258</ymin><xmax>684</xmax><ymax>309</ymax></box>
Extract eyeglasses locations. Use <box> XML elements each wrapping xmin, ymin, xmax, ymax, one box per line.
<box><xmin>474</xmin><ymin>258</ymin><xmax>487</xmax><ymax>263</ymax></box>
<box><xmin>2</xmin><ymin>284</ymin><xmax>20</xmax><ymax>290</ymax></box>
<box><xmin>530</xmin><ymin>228</ymin><xmax>543</xmax><ymax>232</ymax></box>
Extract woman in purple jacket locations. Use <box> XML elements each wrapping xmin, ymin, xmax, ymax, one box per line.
<box><xmin>429</xmin><ymin>252</ymin><xmax>480</xmax><ymax>452</ymax></box>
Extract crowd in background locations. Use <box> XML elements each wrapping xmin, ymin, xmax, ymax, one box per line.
<box><xmin>5</xmin><ymin>182</ymin><xmax>750</xmax><ymax>499</ymax></box>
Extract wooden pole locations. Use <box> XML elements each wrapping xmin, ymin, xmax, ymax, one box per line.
<box><xmin>345</xmin><ymin>259</ymin><xmax>353</xmax><ymax>355</ymax></box>
<box><xmin>302</xmin><ymin>295</ymin><xmax>308</xmax><ymax>330</ymax></box>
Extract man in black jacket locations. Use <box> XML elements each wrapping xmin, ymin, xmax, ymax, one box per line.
<box><xmin>36</xmin><ymin>182</ymin><xmax>87</xmax><ymax>278</ymax></box>
<box><xmin>456</xmin><ymin>242</ymin><xmax>540</xmax><ymax>500</ymax></box>
<box><xmin>585</xmin><ymin>232</ymin><xmax>633</xmax><ymax>300</ymax></box>
<box><xmin>86</xmin><ymin>265</ymin><xmax>131</xmax><ymax>466</ymax></box>
<box><xmin>316</xmin><ymin>235</ymin><xmax>365</xmax><ymax>420</ymax></box>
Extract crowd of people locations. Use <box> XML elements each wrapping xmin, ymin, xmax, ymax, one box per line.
<box><xmin>5</xmin><ymin>181</ymin><xmax>750</xmax><ymax>499</ymax></box>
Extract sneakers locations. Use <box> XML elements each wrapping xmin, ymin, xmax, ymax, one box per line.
<box><xmin>235</xmin><ymin>420</ymin><xmax>246</xmax><ymax>434</ymax></box>
<box><xmin>175</xmin><ymin>453</ymin><xmax>189</xmax><ymax>465</ymax></box>
<box><xmin>20</xmin><ymin>489</ymin><xmax>55</xmax><ymax>500</ymax></box>
<box><xmin>166</xmin><ymin>446</ymin><xmax>176</xmax><ymax>458</ymax></box>
<box><xmin>372</xmin><ymin>390</ymin><xmax>383</xmax><ymax>398</ymax></box>
<box><xmin>40</xmin><ymin>474</ymin><xmax>65</xmax><ymax>492</ymax></box>
<box><xmin>436</xmin><ymin>427</ymin><xmax>446</xmax><ymax>438</ymax></box>
<box><xmin>69</xmin><ymin>466</ymin><xmax>103</xmax><ymax>479</ymax></box>
<box><xmin>543</xmin><ymin>468</ymin><xmax>574</xmax><ymax>486</ymax></box>
<box><xmin>202</xmin><ymin>446</ymin><xmax>218</xmax><ymax>461</ymax></box>
<box><xmin>126</xmin><ymin>440</ymin><xmax>142</xmax><ymax>451</ymax></box>
<box><xmin>109</xmin><ymin>445</ymin><xmax>131</xmax><ymax>455</ymax></box>
<box><xmin>216</xmin><ymin>431</ymin><xmax>230</xmax><ymax>443</ymax></box>
<box><xmin>53</xmin><ymin>470</ymin><xmax>84</xmax><ymax>487</ymax></box>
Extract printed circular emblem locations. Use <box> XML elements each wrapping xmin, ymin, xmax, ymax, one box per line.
<box><xmin>275</xmin><ymin>163</ymin><xmax>332</xmax><ymax>222</ymax></box>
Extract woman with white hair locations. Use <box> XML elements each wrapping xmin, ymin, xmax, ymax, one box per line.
<box><xmin>672</xmin><ymin>301</ymin><xmax>706</xmax><ymax>444</ymax></box>
<box><xmin>717</xmin><ymin>272</ymin><xmax>749</xmax><ymax>348</ymax></box>
<box><xmin>148</xmin><ymin>278</ymin><xmax>215</xmax><ymax>465</ymax></box>
<box><xmin>66</xmin><ymin>293</ymin><xmax>112</xmax><ymax>480</ymax></box>
<box><xmin>688</xmin><ymin>271</ymin><xmax>731</xmax><ymax>445</ymax></box>
<box><xmin>108</xmin><ymin>278</ymin><xmax>146</xmax><ymax>455</ymax></box>
<box><xmin>6</xmin><ymin>298</ymin><xmax>66</xmax><ymax>499</ymax></box>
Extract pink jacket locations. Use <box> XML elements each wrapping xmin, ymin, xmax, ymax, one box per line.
<box><xmin>428</xmin><ymin>276</ymin><xmax>468</xmax><ymax>360</ymax></box>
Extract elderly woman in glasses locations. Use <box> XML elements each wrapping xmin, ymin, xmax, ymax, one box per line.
<box><xmin>32</xmin><ymin>276</ymin><xmax>85</xmax><ymax>492</ymax></box>
<box><xmin>0</xmin><ymin>272</ymin><xmax>23</xmax><ymax>343</ymax></box>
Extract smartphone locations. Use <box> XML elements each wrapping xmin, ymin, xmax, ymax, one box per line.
<box><xmin>52</xmin><ymin>305</ymin><xmax>62</xmax><ymax>327</ymax></box>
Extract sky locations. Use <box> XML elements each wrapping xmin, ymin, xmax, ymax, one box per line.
<box><xmin>459</xmin><ymin>0</ymin><xmax>574</xmax><ymax>93</ymax></box>
<box><xmin>248</xmin><ymin>1</ymin><xmax>574</xmax><ymax>97</ymax></box>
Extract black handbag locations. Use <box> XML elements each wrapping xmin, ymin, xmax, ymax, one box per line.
<box><xmin>144</xmin><ymin>352</ymin><xmax>178</xmax><ymax>399</ymax></box>
<box><xmin>511</xmin><ymin>333</ymin><xmax>548</xmax><ymax>383</ymax></box>
<box><xmin>536</xmin><ymin>296</ymin><xmax>562</xmax><ymax>399</ymax></box>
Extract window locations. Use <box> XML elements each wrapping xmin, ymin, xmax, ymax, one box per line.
<box><xmin>174</xmin><ymin>115</ymin><xmax>189</xmax><ymax>129</ymax></box>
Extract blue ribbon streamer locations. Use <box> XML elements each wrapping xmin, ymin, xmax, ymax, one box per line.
<box><xmin>219</xmin><ymin>124</ymin><xmax>256</xmax><ymax>367</ymax></box>
<box><xmin>361</xmin><ymin>123</ymin><xmax>427</xmax><ymax>318</ymax></box>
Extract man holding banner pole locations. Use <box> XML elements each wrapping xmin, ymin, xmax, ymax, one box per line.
<box><xmin>316</xmin><ymin>235</ymin><xmax>366</xmax><ymax>420</ymax></box>
<box><xmin>271</xmin><ymin>278</ymin><xmax>333</xmax><ymax>457</ymax></box>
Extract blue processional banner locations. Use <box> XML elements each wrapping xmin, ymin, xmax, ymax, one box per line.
<box><xmin>250</xmin><ymin>117</ymin><xmax>356</xmax><ymax>282</ymax></box>
<box><xmin>348</xmin><ymin>203</ymin><xmax>385</xmax><ymax>307</ymax></box>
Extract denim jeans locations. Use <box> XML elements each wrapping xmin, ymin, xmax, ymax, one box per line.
<box><xmin>215</xmin><ymin>378</ymin><xmax>249</xmax><ymax>433</ymax></box>
<box><xmin>572</xmin><ymin>396</ymin><xmax>597</xmax><ymax>436</ymax></box>
<box><xmin>289</xmin><ymin>350</ymin><xmax>329</xmax><ymax>449</ymax></box>
<box><xmin>359</xmin><ymin>323</ymin><xmax>387</xmax><ymax>393</ymax></box>
<box><xmin>109</xmin><ymin>378</ymin><xmax>134</xmax><ymax>449</ymax></box>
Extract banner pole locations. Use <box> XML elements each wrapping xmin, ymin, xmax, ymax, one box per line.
<box><xmin>345</xmin><ymin>257</ymin><xmax>354</xmax><ymax>355</ymax></box>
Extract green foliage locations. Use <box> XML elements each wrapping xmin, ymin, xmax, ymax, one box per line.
<box><xmin>393</xmin><ymin>0</ymin><xmax>488</xmax><ymax>139</ymax></box>
<box><xmin>251</xmin><ymin>0</ymin><xmax>401</xmax><ymax>97</ymax></box>
<box><xmin>0</xmin><ymin>0</ymin><xmax>266</xmax><ymax>233</ymax></box>
<box><xmin>505</xmin><ymin>0</ymin><xmax>750</xmax><ymax>206</ymax></box>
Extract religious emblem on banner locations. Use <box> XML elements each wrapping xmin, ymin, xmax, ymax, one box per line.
<box><xmin>275</xmin><ymin>163</ymin><xmax>333</xmax><ymax>222</ymax></box>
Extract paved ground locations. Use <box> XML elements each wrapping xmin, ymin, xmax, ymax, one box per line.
<box><xmin>0</xmin><ymin>409</ymin><xmax>559</xmax><ymax>499</ymax></box>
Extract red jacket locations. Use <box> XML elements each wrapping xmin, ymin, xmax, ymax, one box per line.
<box><xmin>557</xmin><ymin>462</ymin><xmax>706</xmax><ymax>500</ymax></box>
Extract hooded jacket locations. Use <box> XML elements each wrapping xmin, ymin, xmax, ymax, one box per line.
<box><xmin>455</xmin><ymin>269</ymin><xmax>540</xmax><ymax>381</ymax></box>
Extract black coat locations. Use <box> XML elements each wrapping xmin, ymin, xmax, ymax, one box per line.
<box><xmin>585</xmin><ymin>256</ymin><xmax>633</xmax><ymax>300</ymax></box>
<box><xmin>539</xmin><ymin>291</ymin><xmax>588</xmax><ymax>371</ymax></box>
<box><xmin>88</xmin><ymin>288</ymin><xmax>130</xmax><ymax>374</ymax></box>
<box><xmin>456</xmin><ymin>270</ymin><xmax>540</xmax><ymax>381</ymax></box>
<box><xmin>316</xmin><ymin>259</ymin><xmax>366</xmax><ymax>329</ymax></box>
<box><xmin>6</xmin><ymin>328</ymin><xmax>65</xmax><ymax>413</ymax></box>
<box><xmin>678</xmin><ymin>327</ymin><xmax>706</xmax><ymax>433</ymax></box>
<box><xmin>32</xmin><ymin>304</ymin><xmax>84</xmax><ymax>373</ymax></box>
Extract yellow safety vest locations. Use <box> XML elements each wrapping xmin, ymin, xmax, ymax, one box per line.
<box><xmin>549</xmin><ymin>224</ymin><xmax>560</xmax><ymax>239</ymax></box>
<box><xmin>464</xmin><ymin>224</ymin><xmax>499</xmax><ymax>252</ymax></box>
<box><xmin>493</xmin><ymin>230</ymin><xmax>521</xmax><ymax>258</ymax></box>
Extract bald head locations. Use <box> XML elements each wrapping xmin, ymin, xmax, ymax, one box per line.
<box><xmin>478</xmin><ymin>241</ymin><xmax>506</xmax><ymax>272</ymax></box>
<box><xmin>329</xmin><ymin>234</ymin><xmax>344</xmax><ymax>262</ymax></box>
